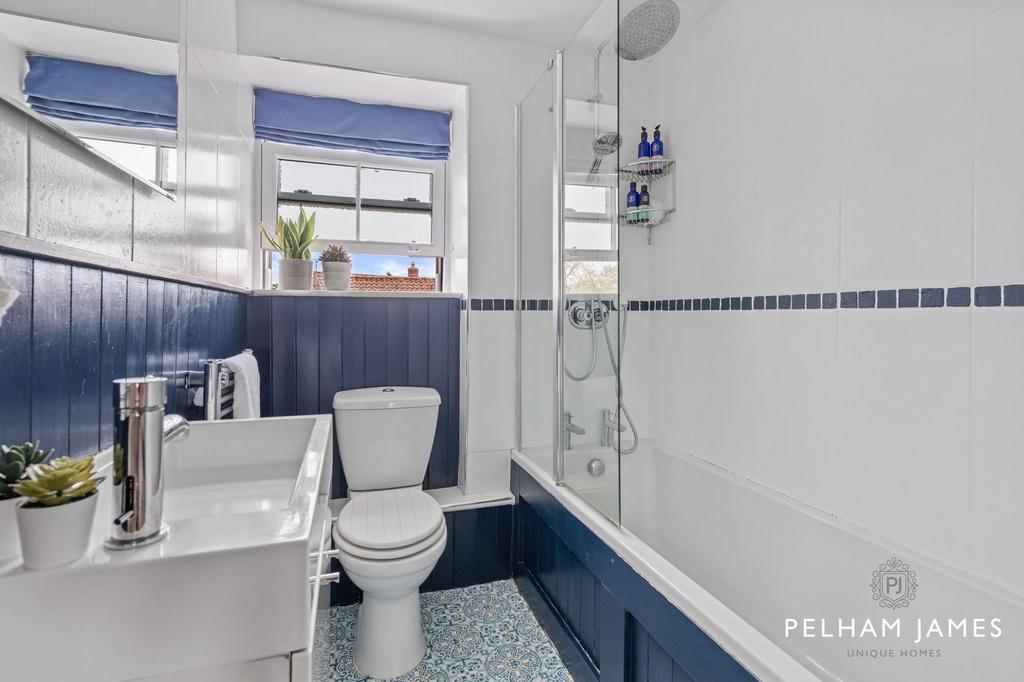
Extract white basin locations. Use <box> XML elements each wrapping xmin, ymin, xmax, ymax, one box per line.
<box><xmin>0</xmin><ymin>415</ymin><xmax>334</xmax><ymax>682</ymax></box>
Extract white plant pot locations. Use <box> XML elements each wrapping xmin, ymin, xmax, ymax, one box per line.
<box><xmin>0</xmin><ymin>496</ymin><xmax>21</xmax><ymax>560</ymax></box>
<box><xmin>322</xmin><ymin>261</ymin><xmax>353</xmax><ymax>291</ymax></box>
<box><xmin>278</xmin><ymin>259</ymin><xmax>313</xmax><ymax>291</ymax></box>
<box><xmin>16</xmin><ymin>493</ymin><xmax>98</xmax><ymax>570</ymax></box>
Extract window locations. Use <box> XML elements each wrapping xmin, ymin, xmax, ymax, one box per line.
<box><xmin>564</xmin><ymin>181</ymin><xmax>618</xmax><ymax>295</ymax></box>
<box><xmin>261</xmin><ymin>143</ymin><xmax>446</xmax><ymax>290</ymax></box>
<box><xmin>81</xmin><ymin>137</ymin><xmax>177</xmax><ymax>190</ymax></box>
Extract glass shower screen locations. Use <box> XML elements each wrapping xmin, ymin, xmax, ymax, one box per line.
<box><xmin>516</xmin><ymin>0</ymin><xmax>622</xmax><ymax>525</ymax></box>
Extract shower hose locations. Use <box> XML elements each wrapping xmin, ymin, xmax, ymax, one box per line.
<box><xmin>563</xmin><ymin>299</ymin><xmax>639</xmax><ymax>455</ymax></box>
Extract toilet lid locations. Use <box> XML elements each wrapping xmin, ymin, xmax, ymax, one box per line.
<box><xmin>338</xmin><ymin>488</ymin><xmax>444</xmax><ymax>551</ymax></box>
<box><xmin>334</xmin><ymin>520</ymin><xmax>446</xmax><ymax>561</ymax></box>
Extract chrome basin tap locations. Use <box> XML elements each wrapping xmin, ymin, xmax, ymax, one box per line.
<box><xmin>106</xmin><ymin>377</ymin><xmax>190</xmax><ymax>550</ymax></box>
<box><xmin>563</xmin><ymin>411</ymin><xmax>585</xmax><ymax>450</ymax></box>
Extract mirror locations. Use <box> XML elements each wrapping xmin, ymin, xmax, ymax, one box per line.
<box><xmin>0</xmin><ymin>12</ymin><xmax>178</xmax><ymax>196</ymax></box>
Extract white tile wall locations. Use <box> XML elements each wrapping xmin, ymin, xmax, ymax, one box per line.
<box><xmin>466</xmin><ymin>312</ymin><xmax>517</xmax><ymax>453</ymax></box>
<box><xmin>970</xmin><ymin>308</ymin><xmax>1024</xmax><ymax>593</ymax></box>
<box><xmin>833</xmin><ymin>309</ymin><xmax>971</xmax><ymax>564</ymax></box>
<box><xmin>466</xmin><ymin>156</ymin><xmax>516</xmax><ymax>298</ymax></box>
<box><xmin>638</xmin><ymin>0</ymin><xmax>1024</xmax><ymax>589</ymax></box>
<box><xmin>974</xmin><ymin>0</ymin><xmax>1024</xmax><ymax>285</ymax></box>
<box><xmin>840</xmin><ymin>25</ymin><xmax>974</xmax><ymax>290</ymax></box>
<box><xmin>841</xmin><ymin>0</ymin><xmax>975</xmax><ymax>81</ymax></box>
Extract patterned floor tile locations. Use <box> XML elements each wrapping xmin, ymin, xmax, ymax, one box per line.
<box><xmin>313</xmin><ymin>580</ymin><xmax>572</xmax><ymax>681</ymax></box>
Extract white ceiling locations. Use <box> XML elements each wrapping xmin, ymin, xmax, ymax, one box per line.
<box><xmin>295</xmin><ymin>0</ymin><xmax>604</xmax><ymax>47</ymax></box>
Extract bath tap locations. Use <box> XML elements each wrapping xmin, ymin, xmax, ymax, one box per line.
<box><xmin>601</xmin><ymin>408</ymin><xmax>627</xmax><ymax>447</ymax></box>
<box><xmin>563</xmin><ymin>411</ymin><xmax>585</xmax><ymax>450</ymax></box>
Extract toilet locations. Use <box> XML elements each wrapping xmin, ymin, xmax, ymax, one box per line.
<box><xmin>331</xmin><ymin>386</ymin><xmax>446</xmax><ymax>679</ymax></box>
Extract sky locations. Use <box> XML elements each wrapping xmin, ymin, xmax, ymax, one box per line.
<box><xmin>351</xmin><ymin>254</ymin><xmax>436</xmax><ymax>277</ymax></box>
<box><xmin>270</xmin><ymin>252</ymin><xmax>436</xmax><ymax>284</ymax></box>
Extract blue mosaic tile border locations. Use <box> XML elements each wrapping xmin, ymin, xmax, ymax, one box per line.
<box><xmin>469</xmin><ymin>285</ymin><xmax>1024</xmax><ymax>312</ymax></box>
<box><xmin>633</xmin><ymin>284</ymin><xmax>1024</xmax><ymax>311</ymax></box>
<box><xmin>465</xmin><ymin>298</ymin><xmax>554</xmax><ymax>311</ymax></box>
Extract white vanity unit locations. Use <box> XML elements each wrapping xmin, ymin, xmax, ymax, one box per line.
<box><xmin>0</xmin><ymin>415</ymin><xmax>334</xmax><ymax>682</ymax></box>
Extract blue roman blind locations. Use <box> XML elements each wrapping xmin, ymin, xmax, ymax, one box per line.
<box><xmin>24</xmin><ymin>55</ymin><xmax>177</xmax><ymax>130</ymax></box>
<box><xmin>254</xmin><ymin>88</ymin><xmax>450</xmax><ymax>160</ymax></box>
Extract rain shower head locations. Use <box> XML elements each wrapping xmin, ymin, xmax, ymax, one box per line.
<box><xmin>617</xmin><ymin>0</ymin><xmax>681</xmax><ymax>61</ymax></box>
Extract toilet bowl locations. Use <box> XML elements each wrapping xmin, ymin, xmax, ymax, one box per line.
<box><xmin>333</xmin><ymin>488</ymin><xmax>446</xmax><ymax>679</ymax></box>
<box><xmin>332</xmin><ymin>387</ymin><xmax>445</xmax><ymax>679</ymax></box>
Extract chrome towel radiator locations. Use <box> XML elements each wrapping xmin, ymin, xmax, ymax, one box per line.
<box><xmin>185</xmin><ymin>349</ymin><xmax>252</xmax><ymax>420</ymax></box>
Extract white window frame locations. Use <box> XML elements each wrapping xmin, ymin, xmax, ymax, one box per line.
<box><xmin>60</xmin><ymin>120</ymin><xmax>178</xmax><ymax>191</ymax></box>
<box><xmin>564</xmin><ymin>173</ymin><xmax>618</xmax><ymax>263</ymax></box>
<box><xmin>259</xmin><ymin>141</ymin><xmax>447</xmax><ymax>261</ymax></box>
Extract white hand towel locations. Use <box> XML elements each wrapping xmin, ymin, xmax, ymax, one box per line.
<box><xmin>0</xmin><ymin>274</ymin><xmax>19</xmax><ymax>327</ymax></box>
<box><xmin>223</xmin><ymin>352</ymin><xmax>260</xmax><ymax>419</ymax></box>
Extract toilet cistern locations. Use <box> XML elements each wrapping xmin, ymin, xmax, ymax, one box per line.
<box><xmin>331</xmin><ymin>386</ymin><xmax>446</xmax><ymax>679</ymax></box>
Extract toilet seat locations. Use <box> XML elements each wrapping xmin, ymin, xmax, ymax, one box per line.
<box><xmin>335</xmin><ymin>521</ymin><xmax>445</xmax><ymax>561</ymax></box>
<box><xmin>336</xmin><ymin>488</ymin><xmax>444</xmax><ymax>560</ymax></box>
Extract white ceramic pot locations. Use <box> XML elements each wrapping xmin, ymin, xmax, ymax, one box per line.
<box><xmin>322</xmin><ymin>261</ymin><xmax>353</xmax><ymax>291</ymax></box>
<box><xmin>278</xmin><ymin>259</ymin><xmax>313</xmax><ymax>291</ymax></box>
<box><xmin>0</xmin><ymin>496</ymin><xmax>21</xmax><ymax>560</ymax></box>
<box><xmin>16</xmin><ymin>493</ymin><xmax>98</xmax><ymax>570</ymax></box>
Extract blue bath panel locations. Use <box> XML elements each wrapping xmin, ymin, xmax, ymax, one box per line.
<box><xmin>512</xmin><ymin>462</ymin><xmax>756</xmax><ymax>682</ymax></box>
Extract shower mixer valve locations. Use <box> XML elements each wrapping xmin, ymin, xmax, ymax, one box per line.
<box><xmin>567</xmin><ymin>300</ymin><xmax>609</xmax><ymax>330</ymax></box>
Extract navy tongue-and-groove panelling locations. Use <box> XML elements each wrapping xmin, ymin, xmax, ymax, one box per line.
<box><xmin>0</xmin><ymin>251</ymin><xmax>246</xmax><ymax>458</ymax></box>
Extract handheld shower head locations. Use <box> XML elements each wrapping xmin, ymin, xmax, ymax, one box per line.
<box><xmin>617</xmin><ymin>0</ymin><xmax>681</xmax><ymax>61</ymax></box>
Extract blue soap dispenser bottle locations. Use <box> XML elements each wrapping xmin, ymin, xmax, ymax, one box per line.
<box><xmin>626</xmin><ymin>181</ymin><xmax>640</xmax><ymax>224</ymax></box>
<box><xmin>650</xmin><ymin>124</ymin><xmax>665</xmax><ymax>175</ymax></box>
<box><xmin>638</xmin><ymin>126</ymin><xmax>651</xmax><ymax>175</ymax></box>
<box><xmin>639</xmin><ymin>184</ymin><xmax>651</xmax><ymax>223</ymax></box>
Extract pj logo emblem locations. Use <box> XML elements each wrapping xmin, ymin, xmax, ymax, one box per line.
<box><xmin>871</xmin><ymin>557</ymin><xmax>918</xmax><ymax>609</ymax></box>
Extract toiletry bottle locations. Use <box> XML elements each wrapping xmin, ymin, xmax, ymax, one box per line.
<box><xmin>650</xmin><ymin>124</ymin><xmax>664</xmax><ymax>175</ymax></box>
<box><xmin>638</xmin><ymin>126</ymin><xmax>651</xmax><ymax>175</ymax></box>
<box><xmin>626</xmin><ymin>181</ymin><xmax>640</xmax><ymax>224</ymax></box>
<box><xmin>639</xmin><ymin>184</ymin><xmax>650</xmax><ymax>223</ymax></box>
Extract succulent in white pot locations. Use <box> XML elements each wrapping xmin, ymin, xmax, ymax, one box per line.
<box><xmin>14</xmin><ymin>455</ymin><xmax>104</xmax><ymax>569</ymax></box>
<box><xmin>0</xmin><ymin>442</ymin><xmax>53</xmax><ymax>561</ymax></box>
<box><xmin>262</xmin><ymin>206</ymin><xmax>319</xmax><ymax>291</ymax></box>
<box><xmin>320</xmin><ymin>244</ymin><xmax>353</xmax><ymax>291</ymax></box>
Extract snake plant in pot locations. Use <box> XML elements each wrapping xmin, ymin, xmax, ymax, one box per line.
<box><xmin>262</xmin><ymin>207</ymin><xmax>319</xmax><ymax>290</ymax></box>
<box><xmin>14</xmin><ymin>455</ymin><xmax>104</xmax><ymax>569</ymax></box>
<box><xmin>0</xmin><ymin>442</ymin><xmax>53</xmax><ymax>560</ymax></box>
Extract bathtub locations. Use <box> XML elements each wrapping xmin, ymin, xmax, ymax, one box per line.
<box><xmin>512</xmin><ymin>442</ymin><xmax>1024</xmax><ymax>681</ymax></box>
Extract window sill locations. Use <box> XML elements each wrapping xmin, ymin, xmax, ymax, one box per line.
<box><xmin>252</xmin><ymin>289</ymin><xmax>462</xmax><ymax>299</ymax></box>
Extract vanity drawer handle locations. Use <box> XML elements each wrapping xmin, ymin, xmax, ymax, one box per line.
<box><xmin>311</xmin><ymin>572</ymin><xmax>341</xmax><ymax>587</ymax></box>
<box><xmin>310</xmin><ymin>548</ymin><xmax>339</xmax><ymax>561</ymax></box>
